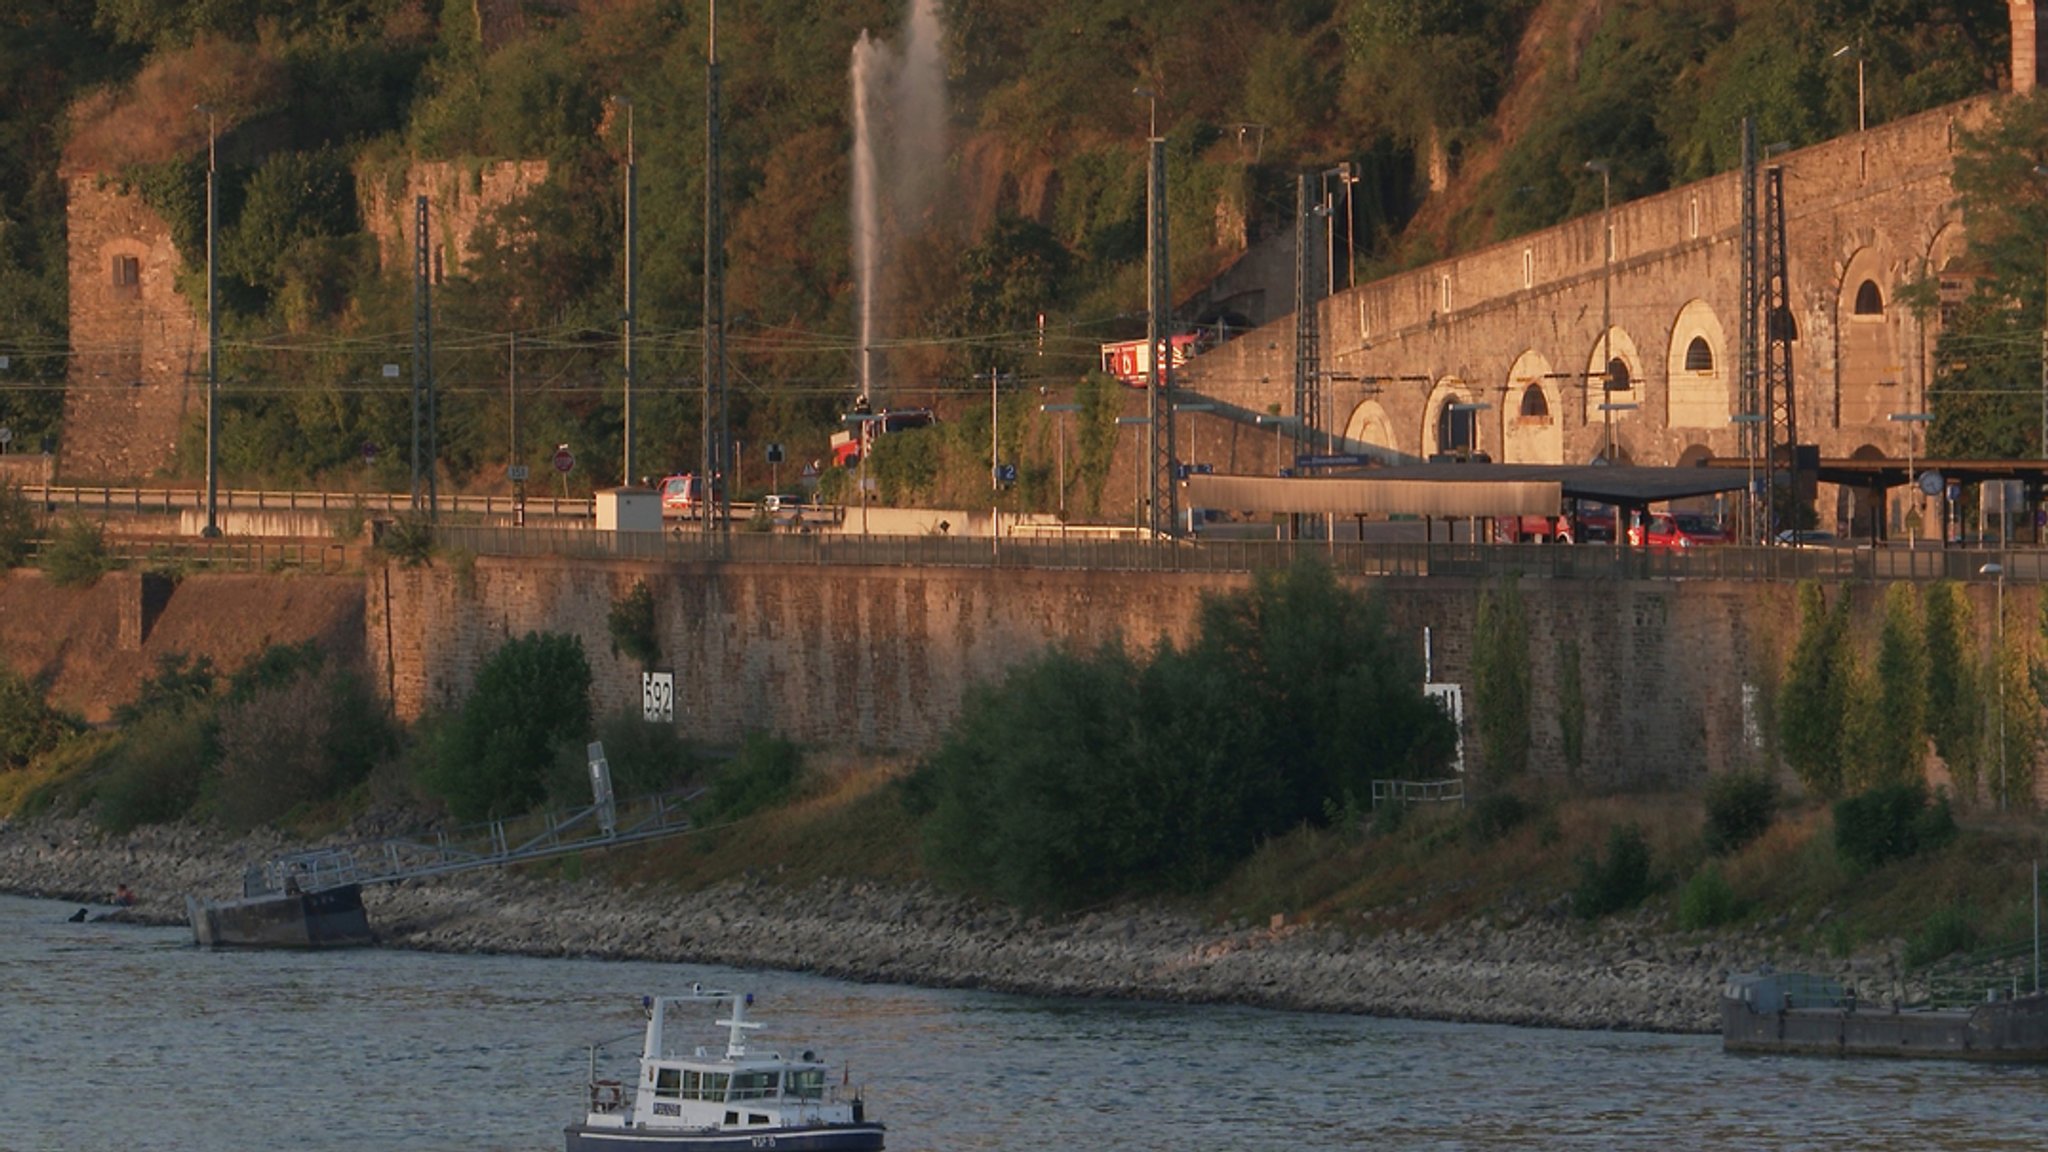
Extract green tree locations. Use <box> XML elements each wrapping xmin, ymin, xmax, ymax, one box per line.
<box><xmin>1471</xmin><ymin>574</ymin><xmax>1531</xmax><ymax>781</ymax></box>
<box><xmin>424</xmin><ymin>631</ymin><xmax>593</xmax><ymax>820</ymax></box>
<box><xmin>1864</xmin><ymin>582</ymin><xmax>1927</xmax><ymax>790</ymax></box>
<box><xmin>1779</xmin><ymin>582</ymin><xmax>1853</xmax><ymax>799</ymax></box>
<box><xmin>1924</xmin><ymin>580</ymin><xmax>1982</xmax><ymax>801</ymax></box>
<box><xmin>0</xmin><ymin>667</ymin><xmax>73</xmax><ymax>770</ymax></box>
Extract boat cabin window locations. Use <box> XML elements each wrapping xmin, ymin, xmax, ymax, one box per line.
<box><xmin>654</xmin><ymin>1068</ymin><xmax>682</xmax><ymax>1099</ymax></box>
<box><xmin>682</xmin><ymin>1070</ymin><xmax>728</xmax><ymax>1101</ymax></box>
<box><xmin>730</xmin><ymin>1069</ymin><xmax>780</xmax><ymax>1101</ymax></box>
<box><xmin>724</xmin><ymin>1111</ymin><xmax>740</xmax><ymax>1126</ymax></box>
<box><xmin>788</xmin><ymin>1069</ymin><xmax>826</xmax><ymax>1100</ymax></box>
<box><xmin>748</xmin><ymin>1113</ymin><xmax>771</xmax><ymax>1126</ymax></box>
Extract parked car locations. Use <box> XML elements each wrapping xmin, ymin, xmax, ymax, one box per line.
<box><xmin>1642</xmin><ymin>512</ymin><xmax>1729</xmax><ymax>551</ymax></box>
<box><xmin>1776</xmin><ymin>528</ymin><xmax>1845</xmax><ymax>547</ymax></box>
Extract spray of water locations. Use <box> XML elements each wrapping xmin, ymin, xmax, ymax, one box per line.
<box><xmin>849</xmin><ymin>0</ymin><xmax>947</xmax><ymax>405</ymax></box>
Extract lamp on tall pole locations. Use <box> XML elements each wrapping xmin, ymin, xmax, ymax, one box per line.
<box><xmin>1584</xmin><ymin>159</ymin><xmax>1614</xmax><ymax>463</ymax></box>
<box><xmin>1116</xmin><ymin>415</ymin><xmax>1150</xmax><ymax>531</ymax></box>
<box><xmin>1731</xmin><ymin>412</ymin><xmax>1766</xmax><ymax>543</ymax></box>
<box><xmin>1982</xmin><ymin>561</ymin><xmax>2008</xmax><ymax>810</ymax></box>
<box><xmin>197</xmin><ymin>104</ymin><xmax>221</xmax><ymax>538</ymax></box>
<box><xmin>614</xmin><ymin>95</ymin><xmax>636</xmax><ymax>486</ymax></box>
<box><xmin>1041</xmin><ymin>402</ymin><xmax>1079</xmax><ymax>520</ymax></box>
<box><xmin>1833</xmin><ymin>43</ymin><xmax>1865</xmax><ymax>134</ymax></box>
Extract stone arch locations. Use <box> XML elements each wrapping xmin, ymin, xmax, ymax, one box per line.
<box><xmin>1665</xmin><ymin>300</ymin><xmax>1729</xmax><ymax>430</ymax></box>
<box><xmin>1502</xmin><ymin>349</ymin><xmax>1562</xmax><ymax>464</ymax></box>
<box><xmin>1582</xmin><ymin>326</ymin><xmax>1644</xmax><ymax>432</ymax></box>
<box><xmin>1836</xmin><ymin>244</ymin><xmax>1901</xmax><ymax>428</ymax></box>
<box><xmin>1846</xmin><ymin>443</ymin><xmax>1887</xmax><ymax>539</ymax></box>
<box><xmin>1422</xmin><ymin>377</ymin><xmax>1480</xmax><ymax>460</ymax></box>
<box><xmin>1342</xmin><ymin>398</ymin><xmax>1399</xmax><ymax>462</ymax></box>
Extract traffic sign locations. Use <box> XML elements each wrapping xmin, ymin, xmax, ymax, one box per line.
<box><xmin>360</xmin><ymin>440</ymin><xmax>377</xmax><ymax>464</ymax></box>
<box><xmin>553</xmin><ymin>446</ymin><xmax>575</xmax><ymax>474</ymax></box>
<box><xmin>765</xmin><ymin>442</ymin><xmax>784</xmax><ymax>464</ymax></box>
<box><xmin>0</xmin><ymin>427</ymin><xmax>13</xmax><ymax>446</ymax></box>
<box><xmin>507</xmin><ymin>464</ymin><xmax>531</xmax><ymax>482</ymax></box>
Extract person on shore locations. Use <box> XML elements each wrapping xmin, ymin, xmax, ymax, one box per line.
<box><xmin>113</xmin><ymin>883</ymin><xmax>135</xmax><ymax>907</ymax></box>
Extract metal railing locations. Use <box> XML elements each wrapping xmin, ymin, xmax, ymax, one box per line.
<box><xmin>1371</xmin><ymin>778</ymin><xmax>1466</xmax><ymax>808</ymax></box>
<box><xmin>429</xmin><ymin>525</ymin><xmax>2048</xmax><ymax>583</ymax></box>
<box><xmin>16</xmin><ymin>482</ymin><xmax>597</xmax><ymax>519</ymax></box>
<box><xmin>30</xmin><ymin>535</ymin><xmax>354</xmax><ymax>574</ymax></box>
<box><xmin>246</xmin><ymin>788</ymin><xmax>701</xmax><ymax>896</ymax></box>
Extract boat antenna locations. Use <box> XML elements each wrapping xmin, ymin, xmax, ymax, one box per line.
<box><xmin>714</xmin><ymin>991</ymin><xmax>764</xmax><ymax>1059</ymax></box>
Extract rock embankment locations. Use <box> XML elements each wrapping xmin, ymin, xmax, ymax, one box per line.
<box><xmin>0</xmin><ymin>817</ymin><xmax>1883</xmax><ymax>1034</ymax></box>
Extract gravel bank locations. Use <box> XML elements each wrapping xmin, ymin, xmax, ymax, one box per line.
<box><xmin>0</xmin><ymin>817</ymin><xmax>1886</xmax><ymax>1034</ymax></box>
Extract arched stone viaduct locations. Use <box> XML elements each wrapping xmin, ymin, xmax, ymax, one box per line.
<box><xmin>1181</xmin><ymin>96</ymin><xmax>1996</xmax><ymax>527</ymax></box>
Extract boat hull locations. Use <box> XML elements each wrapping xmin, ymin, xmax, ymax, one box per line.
<box><xmin>564</xmin><ymin>1123</ymin><xmax>885</xmax><ymax>1152</ymax></box>
<box><xmin>1722</xmin><ymin>992</ymin><xmax>2048</xmax><ymax>1061</ymax></box>
<box><xmin>185</xmin><ymin>884</ymin><xmax>372</xmax><ymax>949</ymax></box>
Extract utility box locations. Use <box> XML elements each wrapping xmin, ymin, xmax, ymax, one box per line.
<box><xmin>596</xmin><ymin>487</ymin><xmax>660</xmax><ymax>532</ymax></box>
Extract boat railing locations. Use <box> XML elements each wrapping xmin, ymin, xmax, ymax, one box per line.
<box><xmin>1918</xmin><ymin>937</ymin><xmax>2043</xmax><ymax>1010</ymax></box>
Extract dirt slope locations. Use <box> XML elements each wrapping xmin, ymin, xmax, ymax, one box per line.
<box><xmin>0</xmin><ymin>570</ymin><xmax>365</xmax><ymax>723</ymax></box>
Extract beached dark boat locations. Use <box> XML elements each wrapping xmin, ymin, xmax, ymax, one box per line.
<box><xmin>1722</xmin><ymin>970</ymin><xmax>2048</xmax><ymax>1061</ymax></box>
<box><xmin>565</xmin><ymin>987</ymin><xmax>883</xmax><ymax>1152</ymax></box>
<box><xmin>185</xmin><ymin>882</ymin><xmax>372</xmax><ymax>948</ymax></box>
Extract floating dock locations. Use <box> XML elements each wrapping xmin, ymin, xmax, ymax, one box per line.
<box><xmin>1722</xmin><ymin>971</ymin><xmax>2048</xmax><ymax>1061</ymax></box>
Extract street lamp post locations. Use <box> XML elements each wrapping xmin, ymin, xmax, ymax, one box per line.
<box><xmin>1833</xmin><ymin>43</ymin><xmax>1865</xmax><ymax>134</ymax></box>
<box><xmin>1982</xmin><ymin>561</ymin><xmax>2008</xmax><ymax>810</ymax></box>
<box><xmin>1889</xmin><ymin>411</ymin><xmax>1932</xmax><ymax>546</ymax></box>
<box><xmin>844</xmin><ymin>412</ymin><xmax>883</xmax><ymax>539</ymax></box>
<box><xmin>1116</xmin><ymin>415</ymin><xmax>1150</xmax><ymax>531</ymax></box>
<box><xmin>1584</xmin><ymin>160</ymin><xmax>1614</xmax><ymax>461</ymax></box>
<box><xmin>1731</xmin><ymin>412</ymin><xmax>1766</xmax><ymax>544</ymax></box>
<box><xmin>614</xmin><ymin>95</ymin><xmax>636</xmax><ymax>486</ymax></box>
<box><xmin>1041</xmin><ymin>402</ymin><xmax>1079</xmax><ymax>520</ymax></box>
<box><xmin>197</xmin><ymin>104</ymin><xmax>221</xmax><ymax>538</ymax></box>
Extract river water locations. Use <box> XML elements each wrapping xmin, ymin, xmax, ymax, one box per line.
<box><xmin>4</xmin><ymin>893</ymin><xmax>2046</xmax><ymax>1151</ymax></box>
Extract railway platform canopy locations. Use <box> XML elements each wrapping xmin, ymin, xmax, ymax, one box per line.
<box><xmin>1184</xmin><ymin>462</ymin><xmax>1749</xmax><ymax>523</ymax></box>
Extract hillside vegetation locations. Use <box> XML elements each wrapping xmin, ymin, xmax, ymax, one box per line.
<box><xmin>0</xmin><ymin>0</ymin><xmax>2017</xmax><ymax>491</ymax></box>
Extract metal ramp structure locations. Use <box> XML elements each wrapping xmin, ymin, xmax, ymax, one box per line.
<box><xmin>241</xmin><ymin>742</ymin><xmax>701</xmax><ymax>898</ymax></box>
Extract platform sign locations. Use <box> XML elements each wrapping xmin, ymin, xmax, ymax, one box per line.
<box><xmin>507</xmin><ymin>464</ymin><xmax>530</xmax><ymax>482</ymax></box>
<box><xmin>642</xmin><ymin>670</ymin><xmax>674</xmax><ymax>724</ymax></box>
<box><xmin>1425</xmin><ymin>682</ymin><xmax>1465</xmax><ymax>775</ymax></box>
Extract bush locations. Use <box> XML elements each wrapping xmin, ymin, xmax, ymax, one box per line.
<box><xmin>95</xmin><ymin>708</ymin><xmax>214</xmax><ymax>833</ymax></box>
<box><xmin>700</xmin><ymin>732</ymin><xmax>804</xmax><ymax>823</ymax></box>
<box><xmin>211</xmin><ymin>656</ymin><xmax>393</xmax><ymax>832</ymax></box>
<box><xmin>0</xmin><ymin>667</ymin><xmax>75</xmax><ymax>770</ymax></box>
<box><xmin>0</xmin><ymin>483</ymin><xmax>37</xmax><ymax>568</ymax></box>
<box><xmin>1904</xmin><ymin>905</ymin><xmax>1979</xmax><ymax>968</ymax></box>
<box><xmin>1833</xmin><ymin>781</ymin><xmax>1956</xmax><ymax>871</ymax></box>
<box><xmin>377</xmin><ymin>514</ymin><xmax>434</xmax><ymax>566</ymax></box>
<box><xmin>114</xmin><ymin>653</ymin><xmax>218</xmax><ymax>725</ymax></box>
<box><xmin>1703</xmin><ymin>769</ymin><xmax>1777</xmax><ymax>855</ymax></box>
<box><xmin>422</xmin><ymin>632</ymin><xmax>592</xmax><ymax>820</ymax></box>
<box><xmin>550</xmin><ymin>708</ymin><xmax>700</xmax><ymax>804</ymax></box>
<box><xmin>607</xmin><ymin>580</ymin><xmax>661</xmax><ymax>666</ymax></box>
<box><xmin>42</xmin><ymin>516</ymin><xmax>113</xmax><ymax>587</ymax></box>
<box><xmin>1467</xmin><ymin>791</ymin><xmax>1532</xmax><ymax>845</ymax></box>
<box><xmin>913</xmin><ymin>560</ymin><xmax>1457</xmax><ymax>910</ymax></box>
<box><xmin>1677</xmin><ymin>865</ymin><xmax>1743</xmax><ymax>930</ymax></box>
<box><xmin>1572</xmin><ymin>824</ymin><xmax>1653</xmax><ymax>920</ymax></box>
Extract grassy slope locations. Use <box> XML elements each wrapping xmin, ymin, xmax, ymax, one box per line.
<box><xmin>571</xmin><ymin>758</ymin><xmax>2046</xmax><ymax>969</ymax></box>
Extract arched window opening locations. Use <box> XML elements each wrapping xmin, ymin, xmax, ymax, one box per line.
<box><xmin>1519</xmin><ymin>385</ymin><xmax>1550</xmax><ymax>418</ymax></box>
<box><xmin>1684</xmin><ymin>337</ymin><xmax>1714</xmax><ymax>373</ymax></box>
<box><xmin>1437</xmin><ymin>403</ymin><xmax>1475</xmax><ymax>454</ymax></box>
<box><xmin>1605</xmin><ymin>358</ymin><xmax>1631</xmax><ymax>392</ymax></box>
<box><xmin>1854</xmin><ymin>279</ymin><xmax>1883</xmax><ymax>316</ymax></box>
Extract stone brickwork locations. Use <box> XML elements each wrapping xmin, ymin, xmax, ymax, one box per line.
<box><xmin>359</xmin><ymin>160</ymin><xmax>551</xmax><ymax>278</ymax></box>
<box><xmin>366</xmin><ymin>556</ymin><xmax>2036</xmax><ymax>795</ymax></box>
<box><xmin>59</xmin><ymin>175</ymin><xmax>204</xmax><ymax>482</ymax></box>
<box><xmin>1182</xmin><ymin>96</ymin><xmax>1997</xmax><ymax>531</ymax></box>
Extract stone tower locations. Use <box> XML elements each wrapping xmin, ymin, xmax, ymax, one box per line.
<box><xmin>60</xmin><ymin>175</ymin><xmax>204</xmax><ymax>483</ymax></box>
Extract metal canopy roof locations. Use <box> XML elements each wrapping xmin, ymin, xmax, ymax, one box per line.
<box><xmin>1186</xmin><ymin>463</ymin><xmax>1748</xmax><ymax>518</ymax></box>
<box><xmin>1185</xmin><ymin>474</ymin><xmax>1561</xmax><ymax>517</ymax></box>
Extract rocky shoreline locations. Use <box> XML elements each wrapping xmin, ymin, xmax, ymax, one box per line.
<box><xmin>0</xmin><ymin>816</ymin><xmax>1885</xmax><ymax>1034</ymax></box>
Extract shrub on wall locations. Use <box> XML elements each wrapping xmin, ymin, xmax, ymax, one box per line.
<box><xmin>1779</xmin><ymin>582</ymin><xmax>1853</xmax><ymax>799</ymax></box>
<box><xmin>1471</xmin><ymin>574</ymin><xmax>1530</xmax><ymax>781</ymax></box>
<box><xmin>0</xmin><ymin>667</ymin><xmax>74</xmax><ymax>771</ymax></box>
<box><xmin>606</xmin><ymin>580</ymin><xmax>661</xmax><ymax>667</ymax></box>
<box><xmin>1922</xmin><ymin>582</ymin><xmax>1981</xmax><ymax>803</ymax></box>
<box><xmin>0</xmin><ymin>484</ymin><xmax>38</xmax><ymax>568</ymax></box>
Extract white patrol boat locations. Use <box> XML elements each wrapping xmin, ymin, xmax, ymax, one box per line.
<box><xmin>565</xmin><ymin>987</ymin><xmax>884</xmax><ymax>1152</ymax></box>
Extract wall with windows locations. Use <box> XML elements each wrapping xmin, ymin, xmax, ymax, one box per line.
<box><xmin>1181</xmin><ymin>96</ymin><xmax>1993</xmax><ymax>492</ymax></box>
